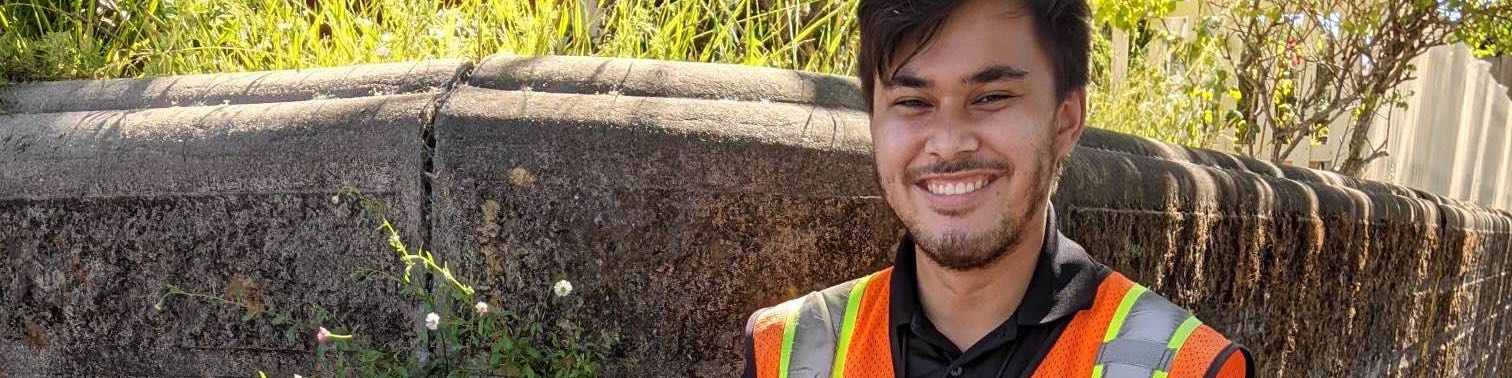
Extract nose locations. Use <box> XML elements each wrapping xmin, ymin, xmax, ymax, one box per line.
<box><xmin>922</xmin><ymin>108</ymin><xmax>980</xmax><ymax>160</ymax></box>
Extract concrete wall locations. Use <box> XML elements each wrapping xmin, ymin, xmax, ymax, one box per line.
<box><xmin>0</xmin><ymin>60</ymin><xmax>468</xmax><ymax>376</ymax></box>
<box><xmin>3</xmin><ymin>55</ymin><xmax>1510</xmax><ymax>377</ymax></box>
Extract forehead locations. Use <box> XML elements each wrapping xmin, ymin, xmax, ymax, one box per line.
<box><xmin>888</xmin><ymin>0</ymin><xmax>1048</xmax><ymax>82</ymax></box>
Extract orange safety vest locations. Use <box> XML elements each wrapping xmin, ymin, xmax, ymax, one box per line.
<box><xmin>751</xmin><ymin>268</ymin><xmax>1249</xmax><ymax>378</ymax></box>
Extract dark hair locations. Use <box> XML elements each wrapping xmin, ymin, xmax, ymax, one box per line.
<box><xmin>857</xmin><ymin>0</ymin><xmax>1090</xmax><ymax>110</ymax></box>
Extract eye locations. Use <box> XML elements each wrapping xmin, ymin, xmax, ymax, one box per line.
<box><xmin>893</xmin><ymin>98</ymin><xmax>931</xmax><ymax>109</ymax></box>
<box><xmin>973</xmin><ymin>93</ymin><xmax>1017</xmax><ymax>105</ymax></box>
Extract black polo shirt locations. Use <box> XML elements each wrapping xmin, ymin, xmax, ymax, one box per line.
<box><xmin>884</xmin><ymin>217</ymin><xmax>1109</xmax><ymax>377</ymax></box>
<box><xmin>743</xmin><ymin>209</ymin><xmax>1112</xmax><ymax>378</ymax></box>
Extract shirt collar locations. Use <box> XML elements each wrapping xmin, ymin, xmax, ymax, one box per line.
<box><xmin>889</xmin><ymin>206</ymin><xmax>1108</xmax><ymax>330</ymax></box>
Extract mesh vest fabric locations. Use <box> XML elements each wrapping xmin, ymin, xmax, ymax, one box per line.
<box><xmin>753</xmin><ymin>270</ymin><xmax>1244</xmax><ymax>378</ymax></box>
<box><xmin>752</xmin><ymin>269</ymin><xmax>893</xmax><ymax>378</ymax></box>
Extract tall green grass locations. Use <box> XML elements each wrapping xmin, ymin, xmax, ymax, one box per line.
<box><xmin>0</xmin><ymin>0</ymin><xmax>859</xmax><ymax>82</ymax></box>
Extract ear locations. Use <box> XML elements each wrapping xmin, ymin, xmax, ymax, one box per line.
<box><xmin>1052</xmin><ymin>87</ymin><xmax>1087</xmax><ymax>161</ymax></box>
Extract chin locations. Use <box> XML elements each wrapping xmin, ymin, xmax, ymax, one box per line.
<box><xmin>911</xmin><ymin>217</ymin><xmax>1021</xmax><ymax>271</ymax></box>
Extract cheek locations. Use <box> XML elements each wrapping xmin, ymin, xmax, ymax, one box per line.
<box><xmin>981</xmin><ymin>124</ymin><xmax>1055</xmax><ymax>191</ymax></box>
<box><xmin>870</xmin><ymin>123</ymin><xmax>918</xmax><ymax>184</ymax></box>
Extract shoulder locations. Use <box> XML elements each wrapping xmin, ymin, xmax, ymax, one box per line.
<box><xmin>744</xmin><ymin>274</ymin><xmax>877</xmax><ymax>338</ymax></box>
<box><xmin>740</xmin><ymin>274</ymin><xmax>877</xmax><ymax>377</ymax></box>
<box><xmin>1094</xmin><ymin>273</ymin><xmax>1255</xmax><ymax>377</ymax></box>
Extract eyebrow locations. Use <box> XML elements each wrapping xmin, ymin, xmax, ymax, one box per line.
<box><xmin>885</xmin><ymin>64</ymin><xmax>1030</xmax><ymax>89</ymax></box>
<box><xmin>966</xmin><ymin>65</ymin><xmax>1029</xmax><ymax>84</ymax></box>
<box><xmin>889</xmin><ymin>72</ymin><xmax>931</xmax><ymax>89</ymax></box>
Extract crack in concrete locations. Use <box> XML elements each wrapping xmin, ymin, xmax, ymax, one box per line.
<box><xmin>421</xmin><ymin>62</ymin><xmax>475</xmax><ymax>255</ymax></box>
<box><xmin>410</xmin><ymin>60</ymin><xmax>475</xmax><ymax>369</ymax></box>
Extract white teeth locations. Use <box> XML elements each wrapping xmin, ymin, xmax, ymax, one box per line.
<box><xmin>927</xmin><ymin>179</ymin><xmax>988</xmax><ymax>196</ymax></box>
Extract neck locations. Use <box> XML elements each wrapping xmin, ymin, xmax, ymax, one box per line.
<box><xmin>915</xmin><ymin>207</ymin><xmax>1048</xmax><ymax>351</ymax></box>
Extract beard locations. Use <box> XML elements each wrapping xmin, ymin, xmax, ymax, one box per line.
<box><xmin>887</xmin><ymin>130</ymin><xmax>1060</xmax><ymax>272</ymax></box>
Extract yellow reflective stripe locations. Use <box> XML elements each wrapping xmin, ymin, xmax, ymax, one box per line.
<box><xmin>831</xmin><ymin>273</ymin><xmax>874</xmax><ymax>378</ymax></box>
<box><xmin>777</xmin><ymin>301</ymin><xmax>799</xmax><ymax>378</ymax></box>
<box><xmin>1154</xmin><ymin>315</ymin><xmax>1203</xmax><ymax>377</ymax></box>
<box><xmin>1167</xmin><ymin>316</ymin><xmax>1202</xmax><ymax>349</ymax></box>
<box><xmin>1102</xmin><ymin>285</ymin><xmax>1148</xmax><ymax>342</ymax></box>
<box><xmin>1091</xmin><ymin>363</ymin><xmax>1105</xmax><ymax>378</ymax></box>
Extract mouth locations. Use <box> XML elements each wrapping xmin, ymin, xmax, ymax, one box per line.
<box><xmin>913</xmin><ymin>172</ymin><xmax>1001</xmax><ymax>210</ymax></box>
<box><xmin>920</xmin><ymin>175</ymin><xmax>994</xmax><ymax>196</ymax></box>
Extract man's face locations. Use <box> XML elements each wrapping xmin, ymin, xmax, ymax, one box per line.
<box><xmin>870</xmin><ymin>0</ymin><xmax>1085</xmax><ymax>270</ymax></box>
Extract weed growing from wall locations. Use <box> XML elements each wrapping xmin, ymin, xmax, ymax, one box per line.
<box><xmin>155</xmin><ymin>191</ymin><xmax>616</xmax><ymax>377</ymax></box>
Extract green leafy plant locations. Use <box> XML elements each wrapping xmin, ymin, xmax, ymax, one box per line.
<box><xmin>1086</xmin><ymin>0</ymin><xmax>1233</xmax><ymax>147</ymax></box>
<box><xmin>156</xmin><ymin>191</ymin><xmax>615</xmax><ymax>377</ymax></box>
<box><xmin>1451</xmin><ymin>0</ymin><xmax>1512</xmax><ymax>58</ymax></box>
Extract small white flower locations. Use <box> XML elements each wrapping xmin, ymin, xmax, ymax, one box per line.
<box><xmin>474</xmin><ymin>301</ymin><xmax>489</xmax><ymax>315</ymax></box>
<box><xmin>424</xmin><ymin>312</ymin><xmax>440</xmax><ymax>331</ymax></box>
<box><xmin>375</xmin><ymin>45</ymin><xmax>390</xmax><ymax>58</ymax></box>
<box><xmin>330</xmin><ymin>194</ymin><xmax>340</xmax><ymax>204</ymax></box>
<box><xmin>553</xmin><ymin>280</ymin><xmax>573</xmax><ymax>297</ymax></box>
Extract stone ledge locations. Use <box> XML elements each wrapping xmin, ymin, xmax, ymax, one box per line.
<box><xmin>0</xmin><ymin>59</ymin><xmax>468</xmax><ymax>114</ymax></box>
<box><xmin>468</xmin><ymin>54</ymin><xmax>864</xmax><ymax>111</ymax></box>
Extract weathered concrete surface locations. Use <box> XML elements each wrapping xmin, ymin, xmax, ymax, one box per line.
<box><xmin>3</xmin><ymin>54</ymin><xmax>1511</xmax><ymax>377</ymax></box>
<box><xmin>1</xmin><ymin>92</ymin><xmax>437</xmax><ymax>375</ymax></box>
<box><xmin>429</xmin><ymin>86</ymin><xmax>893</xmax><ymax>376</ymax></box>
<box><xmin>0</xmin><ymin>59</ymin><xmax>468</xmax><ymax>114</ymax></box>
<box><xmin>468</xmin><ymin>55</ymin><xmax>865</xmax><ymax>111</ymax></box>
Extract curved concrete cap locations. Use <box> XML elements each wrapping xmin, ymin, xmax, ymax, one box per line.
<box><xmin>0</xmin><ymin>59</ymin><xmax>468</xmax><ymax>114</ymax></box>
<box><xmin>1079</xmin><ymin>128</ymin><xmax>1279</xmax><ymax>176</ymax></box>
<box><xmin>434</xmin><ymin>86</ymin><xmax>874</xmax><ymax>197</ymax></box>
<box><xmin>1</xmin><ymin>94</ymin><xmax>433</xmax><ymax>199</ymax></box>
<box><xmin>468</xmin><ymin>54</ymin><xmax>865</xmax><ymax>111</ymax></box>
<box><xmin>1079</xmin><ymin>128</ymin><xmax>1428</xmax><ymax>201</ymax></box>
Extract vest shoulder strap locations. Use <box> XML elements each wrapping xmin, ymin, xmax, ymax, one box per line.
<box><xmin>752</xmin><ymin>269</ymin><xmax>893</xmax><ymax>378</ymax></box>
<box><xmin>1035</xmin><ymin>272</ymin><xmax>1244</xmax><ymax>378</ymax></box>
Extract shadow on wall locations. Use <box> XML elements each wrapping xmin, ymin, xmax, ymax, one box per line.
<box><xmin>2</xmin><ymin>55</ymin><xmax>1510</xmax><ymax>377</ymax></box>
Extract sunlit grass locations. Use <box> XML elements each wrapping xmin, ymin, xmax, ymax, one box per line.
<box><xmin>0</xmin><ymin>0</ymin><xmax>860</xmax><ymax>82</ymax></box>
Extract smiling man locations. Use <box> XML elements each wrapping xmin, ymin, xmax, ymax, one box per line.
<box><xmin>740</xmin><ymin>0</ymin><xmax>1253</xmax><ymax>377</ymax></box>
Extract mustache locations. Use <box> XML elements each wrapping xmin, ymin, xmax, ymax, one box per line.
<box><xmin>905</xmin><ymin>158</ymin><xmax>1009</xmax><ymax>182</ymax></box>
